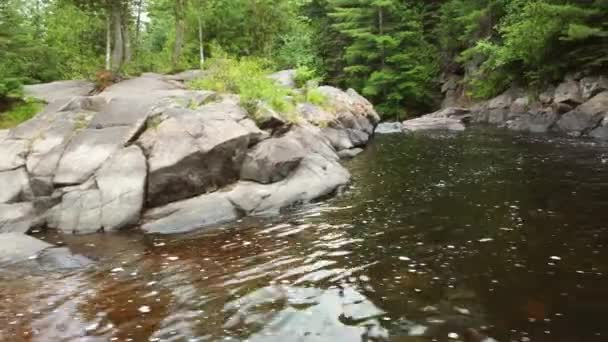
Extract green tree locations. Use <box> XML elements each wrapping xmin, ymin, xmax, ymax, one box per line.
<box><xmin>327</xmin><ymin>0</ymin><xmax>440</xmax><ymax>118</ymax></box>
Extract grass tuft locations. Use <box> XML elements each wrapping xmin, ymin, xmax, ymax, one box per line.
<box><xmin>0</xmin><ymin>99</ymin><xmax>44</xmax><ymax>129</ymax></box>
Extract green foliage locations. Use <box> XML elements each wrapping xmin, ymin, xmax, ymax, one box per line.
<box><xmin>0</xmin><ymin>99</ymin><xmax>43</xmax><ymax>129</ymax></box>
<box><xmin>294</xmin><ymin>66</ymin><xmax>322</xmax><ymax>88</ymax></box>
<box><xmin>326</xmin><ymin>0</ymin><xmax>440</xmax><ymax>118</ymax></box>
<box><xmin>305</xmin><ymin>87</ymin><xmax>328</xmax><ymax>107</ymax></box>
<box><xmin>188</xmin><ymin>58</ymin><xmax>294</xmax><ymax>116</ymax></box>
<box><xmin>0</xmin><ymin>78</ymin><xmax>23</xmax><ymax>102</ymax></box>
<box><xmin>452</xmin><ymin>0</ymin><xmax>607</xmax><ymax>99</ymax></box>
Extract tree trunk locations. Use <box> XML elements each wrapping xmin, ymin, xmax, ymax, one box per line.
<box><xmin>123</xmin><ymin>15</ymin><xmax>132</xmax><ymax>64</ymax></box>
<box><xmin>111</xmin><ymin>3</ymin><xmax>124</xmax><ymax>72</ymax></box>
<box><xmin>378</xmin><ymin>7</ymin><xmax>385</xmax><ymax>69</ymax></box>
<box><xmin>135</xmin><ymin>0</ymin><xmax>143</xmax><ymax>46</ymax></box>
<box><xmin>172</xmin><ymin>0</ymin><xmax>186</xmax><ymax>70</ymax></box>
<box><xmin>105</xmin><ymin>12</ymin><xmax>112</xmax><ymax>70</ymax></box>
<box><xmin>198</xmin><ymin>15</ymin><xmax>204</xmax><ymax>67</ymax></box>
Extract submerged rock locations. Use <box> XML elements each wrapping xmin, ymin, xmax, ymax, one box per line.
<box><xmin>0</xmin><ymin>233</ymin><xmax>51</xmax><ymax>264</ymax></box>
<box><xmin>338</xmin><ymin>148</ymin><xmax>364</xmax><ymax>159</ymax></box>
<box><xmin>403</xmin><ymin>117</ymin><xmax>466</xmax><ymax>132</ymax></box>
<box><xmin>0</xmin><ymin>203</ymin><xmax>38</xmax><ymax>233</ymax></box>
<box><xmin>142</xmin><ymin>192</ymin><xmax>239</xmax><ymax>234</ymax></box>
<box><xmin>375</xmin><ymin>122</ymin><xmax>403</xmax><ymax>134</ymax></box>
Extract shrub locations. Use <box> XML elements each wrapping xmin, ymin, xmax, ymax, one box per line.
<box><xmin>188</xmin><ymin>57</ymin><xmax>294</xmax><ymax>117</ymax></box>
<box><xmin>294</xmin><ymin>65</ymin><xmax>322</xmax><ymax>88</ymax></box>
<box><xmin>0</xmin><ymin>77</ymin><xmax>23</xmax><ymax>103</ymax></box>
<box><xmin>0</xmin><ymin>98</ymin><xmax>43</xmax><ymax>129</ymax></box>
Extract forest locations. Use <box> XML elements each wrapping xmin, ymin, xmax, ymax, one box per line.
<box><xmin>1</xmin><ymin>0</ymin><xmax>607</xmax><ymax>120</ymax></box>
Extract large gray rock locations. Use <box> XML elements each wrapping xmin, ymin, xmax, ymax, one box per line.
<box><xmin>507</xmin><ymin>110</ymin><xmax>559</xmax><ymax>133</ymax></box>
<box><xmin>580</xmin><ymin>76</ymin><xmax>608</xmax><ymax>101</ymax></box>
<box><xmin>345</xmin><ymin>128</ymin><xmax>370</xmax><ymax>147</ymax></box>
<box><xmin>0</xmin><ymin>233</ymin><xmax>51</xmax><ymax>264</ymax></box>
<box><xmin>285</xmin><ymin>123</ymin><xmax>339</xmax><ymax>161</ymax></box>
<box><xmin>100</xmin><ymin>73</ymin><xmax>181</xmax><ymax>99</ymax></box>
<box><xmin>297</xmin><ymin>103</ymin><xmax>335</xmax><ymax>125</ymax></box>
<box><xmin>0</xmin><ymin>202</ymin><xmax>37</xmax><ymax>233</ymax></box>
<box><xmin>441</xmin><ymin>74</ymin><xmax>464</xmax><ymax>108</ymax></box>
<box><xmin>228</xmin><ymin>154</ymin><xmax>350</xmax><ymax>214</ymax></box>
<box><xmin>375</xmin><ymin>122</ymin><xmax>403</xmax><ymax>134</ymax></box>
<box><xmin>141</xmin><ymin>192</ymin><xmax>239</xmax><ymax>234</ymax></box>
<box><xmin>487</xmin><ymin>90</ymin><xmax>519</xmax><ymax>124</ymax></box>
<box><xmin>539</xmin><ymin>86</ymin><xmax>556</xmax><ymax>105</ymax></box>
<box><xmin>240</xmin><ymin>136</ymin><xmax>306</xmax><ymax>184</ymax></box>
<box><xmin>269</xmin><ymin>69</ymin><xmax>297</xmax><ymax>88</ymax></box>
<box><xmin>96</xmin><ymin>145</ymin><xmax>147</xmax><ymax>230</ymax></box>
<box><xmin>24</xmin><ymin>80</ymin><xmax>94</xmax><ymax>103</ymax></box>
<box><xmin>0</xmin><ymin>168</ymin><xmax>32</xmax><ymax>203</ymax></box>
<box><xmin>346</xmin><ymin>88</ymin><xmax>381</xmax><ymax>124</ymax></box>
<box><xmin>322</xmin><ymin>127</ymin><xmax>354</xmax><ymax>151</ymax></box>
<box><xmin>53</xmin><ymin>126</ymin><xmax>132</xmax><ymax>185</ymax></box>
<box><xmin>318</xmin><ymin>86</ymin><xmax>380</xmax><ymax>124</ymax></box>
<box><xmin>36</xmin><ymin>247</ymin><xmax>93</xmax><ymax>270</ymax></box>
<box><xmin>556</xmin><ymin>92</ymin><xmax>608</xmax><ymax>135</ymax></box>
<box><xmin>47</xmin><ymin>189</ymin><xmax>102</xmax><ymax>234</ymax></box>
<box><xmin>338</xmin><ymin>148</ymin><xmax>364</xmax><ymax>159</ymax></box>
<box><xmin>138</xmin><ymin>107</ymin><xmax>251</xmax><ymax>207</ymax></box>
<box><xmin>88</xmin><ymin>96</ymin><xmax>153</xmax><ymax>130</ymax></box>
<box><xmin>554</xmin><ymin>80</ymin><xmax>583</xmax><ymax>105</ymax></box>
<box><xmin>0</xmin><ymin>139</ymin><xmax>28</xmax><ymax>171</ymax></box>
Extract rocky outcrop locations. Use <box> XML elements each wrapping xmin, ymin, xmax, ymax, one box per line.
<box><xmin>556</xmin><ymin>91</ymin><xmax>608</xmax><ymax>136</ymax></box>
<box><xmin>0</xmin><ymin>72</ymin><xmax>379</xmax><ymax>236</ymax></box>
<box><xmin>24</xmin><ymin>80</ymin><xmax>94</xmax><ymax>103</ymax></box>
<box><xmin>425</xmin><ymin>74</ymin><xmax>608</xmax><ymax>139</ymax></box>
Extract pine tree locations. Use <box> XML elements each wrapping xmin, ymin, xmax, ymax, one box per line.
<box><xmin>327</xmin><ymin>0</ymin><xmax>439</xmax><ymax>119</ymax></box>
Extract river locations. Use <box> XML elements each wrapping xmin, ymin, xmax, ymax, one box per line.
<box><xmin>2</xmin><ymin>127</ymin><xmax>608</xmax><ymax>342</ymax></box>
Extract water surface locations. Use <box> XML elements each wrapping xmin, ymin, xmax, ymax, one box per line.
<box><xmin>2</xmin><ymin>128</ymin><xmax>608</xmax><ymax>342</ymax></box>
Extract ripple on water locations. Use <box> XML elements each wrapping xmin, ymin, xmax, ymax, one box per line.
<box><xmin>2</xmin><ymin>128</ymin><xmax>608</xmax><ymax>341</ymax></box>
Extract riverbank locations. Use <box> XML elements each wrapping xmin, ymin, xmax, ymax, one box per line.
<box><xmin>0</xmin><ymin>71</ymin><xmax>379</xmax><ymax>266</ymax></box>
<box><xmin>378</xmin><ymin>75</ymin><xmax>608</xmax><ymax>138</ymax></box>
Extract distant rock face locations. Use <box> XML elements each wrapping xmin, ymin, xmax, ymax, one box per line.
<box><xmin>557</xmin><ymin>91</ymin><xmax>608</xmax><ymax>135</ymax></box>
<box><xmin>453</xmin><ymin>74</ymin><xmax>608</xmax><ymax>138</ymax></box>
<box><xmin>0</xmin><ymin>71</ymin><xmax>379</xmax><ymax>236</ymax></box>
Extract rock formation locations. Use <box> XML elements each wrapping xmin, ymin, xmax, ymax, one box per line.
<box><xmin>0</xmin><ymin>72</ymin><xmax>379</xmax><ymax>237</ymax></box>
<box><xmin>379</xmin><ymin>74</ymin><xmax>608</xmax><ymax>138</ymax></box>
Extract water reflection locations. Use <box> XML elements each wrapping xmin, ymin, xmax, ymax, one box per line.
<box><xmin>2</xmin><ymin>128</ymin><xmax>608</xmax><ymax>341</ymax></box>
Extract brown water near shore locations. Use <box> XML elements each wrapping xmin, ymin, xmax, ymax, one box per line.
<box><xmin>2</xmin><ymin>127</ymin><xmax>608</xmax><ymax>342</ymax></box>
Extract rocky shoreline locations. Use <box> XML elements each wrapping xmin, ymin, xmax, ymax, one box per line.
<box><xmin>377</xmin><ymin>75</ymin><xmax>608</xmax><ymax>137</ymax></box>
<box><xmin>0</xmin><ymin>71</ymin><xmax>379</xmax><ymax>267</ymax></box>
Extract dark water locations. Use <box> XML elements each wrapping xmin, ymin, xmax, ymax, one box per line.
<box><xmin>3</xmin><ymin>128</ymin><xmax>608</xmax><ymax>342</ymax></box>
